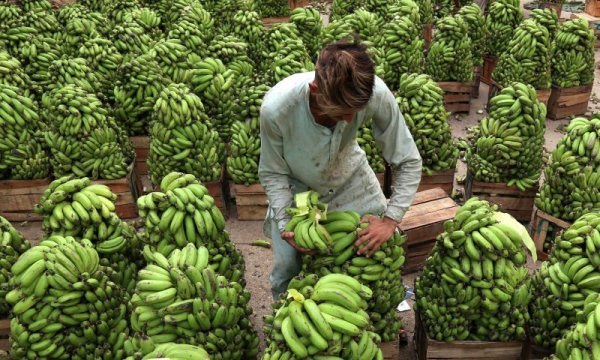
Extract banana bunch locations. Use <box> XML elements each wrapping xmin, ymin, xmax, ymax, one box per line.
<box><xmin>208</xmin><ymin>0</ymin><xmax>246</xmax><ymax>34</ymax></box>
<box><xmin>237</xmin><ymin>83</ymin><xmax>269</xmax><ymax>127</ymax></box>
<box><xmin>551</xmin><ymin>18</ymin><xmax>595</xmax><ymax>88</ymax></box>
<box><xmin>175</xmin><ymin>1</ymin><xmax>214</xmax><ymax>42</ymax></box>
<box><xmin>21</xmin><ymin>0</ymin><xmax>53</xmax><ymax>12</ymax></box>
<box><xmin>106</xmin><ymin>0</ymin><xmax>141</xmax><ymax>25</ymax></box>
<box><xmin>415</xmin><ymin>0</ymin><xmax>434</xmax><ymax>25</ymax></box>
<box><xmin>188</xmin><ymin>56</ymin><xmax>239</xmax><ymax>142</ymax></box>
<box><xmin>536</xmin><ymin>115</ymin><xmax>600</xmax><ymax>222</ymax></box>
<box><xmin>232</xmin><ymin>11</ymin><xmax>264</xmax><ymax>63</ymax></box>
<box><xmin>341</xmin><ymin>9</ymin><xmax>384</xmax><ymax>46</ymax></box>
<box><xmin>357</xmin><ymin>119</ymin><xmax>386</xmax><ymax>174</ymax></box>
<box><xmin>493</xmin><ymin>19</ymin><xmax>551</xmax><ymax>90</ymax></box>
<box><xmin>130</xmin><ymin>243</ymin><xmax>259</xmax><ymax>359</ymax></box>
<box><xmin>147</xmin><ymin>83</ymin><xmax>225</xmax><ymax>183</ymax></box>
<box><xmin>549</xmin><ymin>293</ymin><xmax>600</xmax><ymax>360</ymax></box>
<box><xmin>425</xmin><ymin>15</ymin><xmax>474</xmax><ymax>82</ymax></box>
<box><xmin>330</xmin><ymin>0</ymin><xmax>361</xmax><ymax>22</ymax></box>
<box><xmin>63</xmin><ymin>18</ymin><xmax>102</xmax><ymax>55</ymax></box>
<box><xmin>263</xmin><ymin>274</ymin><xmax>384</xmax><ymax>359</ymax></box>
<box><xmin>0</xmin><ymin>3</ymin><xmax>22</xmax><ymax>32</ymax></box>
<box><xmin>457</xmin><ymin>4</ymin><xmax>486</xmax><ymax>67</ymax></box>
<box><xmin>265</xmin><ymin>37</ymin><xmax>315</xmax><ymax>87</ymax></box>
<box><xmin>19</xmin><ymin>35</ymin><xmax>64</xmax><ymax>95</ymax></box>
<box><xmin>123</xmin><ymin>7</ymin><xmax>162</xmax><ymax>39</ymax></box>
<box><xmin>207</xmin><ymin>34</ymin><xmax>251</xmax><ymax>66</ymax></box>
<box><xmin>58</xmin><ymin>5</ymin><xmax>110</xmax><ymax>36</ymax></box>
<box><xmin>22</xmin><ymin>8</ymin><xmax>60</xmax><ymax>35</ymax></box>
<box><xmin>6</xmin><ymin>235</ymin><xmax>131</xmax><ymax>359</ymax></box>
<box><xmin>168</xmin><ymin>20</ymin><xmax>210</xmax><ymax>56</ymax></box>
<box><xmin>137</xmin><ymin>343</ymin><xmax>210</xmax><ymax>360</ymax></box>
<box><xmin>433</xmin><ymin>0</ymin><xmax>453</xmax><ymax>20</ymax></box>
<box><xmin>253</xmin><ymin>0</ymin><xmax>290</xmax><ymax>18</ymax></box>
<box><xmin>42</xmin><ymin>84</ymin><xmax>131</xmax><ymax>179</ymax></box>
<box><xmin>529</xmin><ymin>213</ymin><xmax>600</xmax><ymax>350</ymax></box>
<box><xmin>0</xmin><ymin>83</ymin><xmax>50</xmax><ymax>180</ymax></box>
<box><xmin>149</xmin><ymin>39</ymin><xmax>193</xmax><ymax>84</ymax></box>
<box><xmin>484</xmin><ymin>0</ymin><xmax>524</xmax><ymax>57</ymax></box>
<box><xmin>227</xmin><ymin>120</ymin><xmax>261</xmax><ymax>185</ymax></box>
<box><xmin>290</xmin><ymin>8</ymin><xmax>323</xmax><ymax>62</ymax></box>
<box><xmin>46</xmin><ymin>57</ymin><xmax>104</xmax><ymax>98</ymax></box>
<box><xmin>396</xmin><ymin>73</ymin><xmax>458</xmax><ymax>173</ymax></box>
<box><xmin>35</xmin><ymin>176</ymin><xmax>143</xmax><ymax>293</ymax></box>
<box><xmin>110</xmin><ymin>20</ymin><xmax>155</xmax><ymax>56</ymax></box>
<box><xmin>531</xmin><ymin>8</ymin><xmax>559</xmax><ymax>40</ymax></box>
<box><xmin>77</xmin><ymin>37</ymin><xmax>124</xmax><ymax>102</ymax></box>
<box><xmin>0</xmin><ymin>25</ymin><xmax>38</xmax><ymax>58</ymax></box>
<box><xmin>0</xmin><ymin>51</ymin><xmax>32</xmax><ymax>98</ymax></box>
<box><xmin>379</xmin><ymin>16</ymin><xmax>424</xmax><ymax>89</ymax></box>
<box><xmin>415</xmin><ymin>197</ymin><xmax>531</xmax><ymax>341</ymax></box>
<box><xmin>0</xmin><ymin>216</ymin><xmax>31</xmax><ymax>316</ymax></box>
<box><xmin>114</xmin><ymin>53</ymin><xmax>169</xmax><ymax>135</ymax></box>
<box><xmin>56</xmin><ymin>3</ymin><xmax>91</xmax><ymax>25</ymax></box>
<box><xmin>467</xmin><ymin>82</ymin><xmax>546</xmax><ymax>188</ymax></box>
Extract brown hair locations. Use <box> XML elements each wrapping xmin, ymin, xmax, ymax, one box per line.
<box><xmin>314</xmin><ymin>35</ymin><xmax>375</xmax><ymax>115</ymax></box>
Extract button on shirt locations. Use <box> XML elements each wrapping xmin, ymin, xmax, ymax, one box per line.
<box><xmin>258</xmin><ymin>72</ymin><xmax>422</xmax><ymax>234</ymax></box>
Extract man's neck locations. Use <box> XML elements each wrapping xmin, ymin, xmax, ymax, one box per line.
<box><xmin>309</xmin><ymin>91</ymin><xmax>337</xmax><ymax>128</ymax></box>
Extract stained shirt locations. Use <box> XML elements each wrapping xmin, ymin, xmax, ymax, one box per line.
<box><xmin>258</xmin><ymin>71</ymin><xmax>422</xmax><ymax>233</ymax></box>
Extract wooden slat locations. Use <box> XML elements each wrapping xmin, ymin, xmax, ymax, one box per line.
<box><xmin>471</xmin><ymin>180</ymin><xmax>537</xmax><ymax>196</ymax></box>
<box><xmin>116</xmin><ymin>203</ymin><xmax>138</xmax><ymax>220</ymax></box>
<box><xmin>0</xmin><ymin>194</ymin><xmax>43</xmax><ymax>212</ymax></box>
<box><xmin>475</xmin><ymin>195</ymin><xmax>534</xmax><ymax>211</ymax></box>
<box><xmin>536</xmin><ymin>209</ymin><xmax>571</xmax><ymax>228</ymax></box>
<box><xmin>130</xmin><ymin>136</ymin><xmax>150</xmax><ymax>148</ymax></box>
<box><xmin>235</xmin><ymin>183</ymin><xmax>265</xmax><ymax>195</ymax></box>
<box><xmin>405</xmin><ymin>221</ymin><xmax>445</xmax><ymax>245</ymax></box>
<box><xmin>0</xmin><ymin>338</ymin><xmax>9</xmax><ymax>351</ymax></box>
<box><xmin>438</xmin><ymin>82</ymin><xmax>473</xmax><ymax>92</ymax></box>
<box><xmin>237</xmin><ymin>205</ymin><xmax>268</xmax><ymax>221</ymax></box>
<box><xmin>481</xmin><ymin>55</ymin><xmax>498</xmax><ymax>85</ymax></box>
<box><xmin>410</xmin><ymin>188</ymin><xmax>448</xmax><ymax>206</ymax></box>
<box><xmin>236</xmin><ymin>194</ymin><xmax>268</xmax><ymax>206</ymax></box>
<box><xmin>400</xmin><ymin>206</ymin><xmax>458</xmax><ymax>231</ymax></box>
<box><xmin>404</xmin><ymin>253</ymin><xmax>431</xmax><ymax>273</ymax></box>
<box><xmin>444</xmin><ymin>94</ymin><xmax>471</xmax><ymax>102</ymax></box>
<box><xmin>0</xmin><ymin>177</ymin><xmax>51</xmax><ymax>191</ymax></box>
<box><xmin>406</xmin><ymin>238</ymin><xmax>437</xmax><ymax>254</ymax></box>
<box><xmin>554</xmin><ymin>102</ymin><xmax>588</xmax><ymax>119</ymax></box>
<box><xmin>0</xmin><ymin>212</ymin><xmax>43</xmax><ymax>222</ymax></box>
<box><xmin>0</xmin><ymin>319</ymin><xmax>9</xmax><ymax>335</ymax></box>
<box><xmin>403</xmin><ymin>198</ymin><xmax>458</xmax><ymax>219</ymax></box>
<box><xmin>262</xmin><ymin>16</ymin><xmax>290</xmax><ymax>27</ymax></box>
<box><xmin>558</xmin><ymin>92</ymin><xmax>592</xmax><ymax>107</ymax></box>
<box><xmin>445</xmin><ymin>102</ymin><xmax>471</xmax><ymax>113</ymax></box>
<box><xmin>420</xmin><ymin>170</ymin><xmax>454</xmax><ymax>183</ymax></box>
<box><xmin>418</xmin><ymin>183</ymin><xmax>453</xmax><ymax>195</ymax></box>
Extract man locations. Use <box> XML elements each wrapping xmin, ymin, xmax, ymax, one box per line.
<box><xmin>259</xmin><ymin>37</ymin><xmax>422</xmax><ymax>299</ymax></box>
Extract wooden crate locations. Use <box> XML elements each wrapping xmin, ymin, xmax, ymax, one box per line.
<box><xmin>130</xmin><ymin>136</ymin><xmax>149</xmax><ymax>175</ymax></box>
<box><xmin>539</xmin><ymin>2</ymin><xmax>562</xmax><ymax>16</ymax></box>
<box><xmin>205</xmin><ymin>178</ymin><xmax>229</xmax><ymax>219</ymax></box>
<box><xmin>399</xmin><ymin>188</ymin><xmax>459</xmax><ymax>273</ymax></box>
<box><xmin>530</xmin><ymin>208</ymin><xmax>571</xmax><ymax>261</ymax></box>
<box><xmin>487</xmin><ymin>81</ymin><xmax>552</xmax><ymax>110</ymax></box>
<box><xmin>547</xmin><ymin>84</ymin><xmax>593</xmax><ymax>120</ymax></box>
<box><xmin>289</xmin><ymin>0</ymin><xmax>309</xmax><ymax>8</ymax></box>
<box><xmin>414</xmin><ymin>311</ymin><xmax>525</xmax><ymax>359</ymax></box>
<box><xmin>438</xmin><ymin>81</ymin><xmax>472</xmax><ymax>114</ymax></box>
<box><xmin>381</xmin><ymin>336</ymin><xmax>400</xmax><ymax>360</ymax></box>
<box><xmin>0</xmin><ymin>318</ymin><xmax>9</xmax><ymax>352</ymax></box>
<box><xmin>262</xmin><ymin>16</ymin><xmax>290</xmax><ymax>27</ymax></box>
<box><xmin>92</xmin><ymin>165</ymin><xmax>139</xmax><ymax>220</ymax></box>
<box><xmin>481</xmin><ymin>54</ymin><xmax>497</xmax><ymax>85</ymax></box>
<box><xmin>472</xmin><ymin>66</ymin><xmax>481</xmax><ymax>99</ymax></box>
<box><xmin>235</xmin><ymin>183</ymin><xmax>268</xmax><ymax>221</ymax></box>
<box><xmin>418</xmin><ymin>169</ymin><xmax>454</xmax><ymax>195</ymax></box>
<box><xmin>464</xmin><ymin>172</ymin><xmax>537</xmax><ymax>223</ymax></box>
<box><xmin>587</xmin><ymin>0</ymin><xmax>600</xmax><ymax>16</ymax></box>
<box><xmin>423</xmin><ymin>24</ymin><xmax>433</xmax><ymax>50</ymax></box>
<box><xmin>0</xmin><ymin>177</ymin><xmax>51</xmax><ymax>222</ymax></box>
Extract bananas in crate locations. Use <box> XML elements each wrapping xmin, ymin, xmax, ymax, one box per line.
<box><xmin>253</xmin><ymin>0</ymin><xmax>290</xmax><ymax>18</ymax></box>
<box><xmin>536</xmin><ymin>115</ymin><xmax>600</xmax><ymax>223</ymax></box>
<box><xmin>130</xmin><ymin>243</ymin><xmax>259</xmax><ymax>359</ymax></box>
<box><xmin>415</xmin><ymin>198</ymin><xmax>531</xmax><ymax>341</ymax></box>
<box><xmin>227</xmin><ymin>120</ymin><xmax>261</xmax><ymax>185</ymax></box>
<box><xmin>42</xmin><ymin>84</ymin><xmax>131</xmax><ymax>179</ymax></box>
<box><xmin>551</xmin><ymin>18</ymin><xmax>595</xmax><ymax>88</ymax></box>
<box><xmin>262</xmin><ymin>274</ymin><xmax>384</xmax><ymax>359</ymax></box>
<box><xmin>290</xmin><ymin>8</ymin><xmax>323</xmax><ymax>61</ymax></box>
<box><xmin>457</xmin><ymin>4</ymin><xmax>486</xmax><ymax>67</ymax></box>
<box><xmin>35</xmin><ymin>176</ymin><xmax>143</xmax><ymax>293</ymax></box>
<box><xmin>357</xmin><ymin>119</ymin><xmax>386</xmax><ymax>174</ymax></box>
<box><xmin>147</xmin><ymin>83</ymin><xmax>225</xmax><ymax>184</ymax></box>
<box><xmin>466</xmin><ymin>82</ymin><xmax>546</xmax><ymax>188</ymax></box>
<box><xmin>550</xmin><ymin>293</ymin><xmax>600</xmax><ymax>360</ymax></box>
<box><xmin>529</xmin><ymin>213</ymin><xmax>600</xmax><ymax>350</ymax></box>
<box><xmin>493</xmin><ymin>19</ymin><xmax>551</xmax><ymax>90</ymax></box>
<box><xmin>6</xmin><ymin>235</ymin><xmax>130</xmax><ymax>360</ymax></box>
<box><xmin>425</xmin><ymin>15</ymin><xmax>474</xmax><ymax>82</ymax></box>
<box><xmin>531</xmin><ymin>8</ymin><xmax>559</xmax><ymax>39</ymax></box>
<box><xmin>379</xmin><ymin>16</ymin><xmax>424</xmax><ymax>90</ymax></box>
<box><xmin>484</xmin><ymin>0</ymin><xmax>524</xmax><ymax>57</ymax></box>
<box><xmin>396</xmin><ymin>73</ymin><xmax>458</xmax><ymax>173</ymax></box>
<box><xmin>114</xmin><ymin>53</ymin><xmax>169</xmax><ymax>136</ymax></box>
<box><xmin>0</xmin><ymin>83</ymin><xmax>50</xmax><ymax>180</ymax></box>
<box><xmin>0</xmin><ymin>216</ymin><xmax>31</xmax><ymax>316</ymax></box>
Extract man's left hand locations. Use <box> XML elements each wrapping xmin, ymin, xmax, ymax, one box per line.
<box><xmin>355</xmin><ymin>215</ymin><xmax>398</xmax><ymax>257</ymax></box>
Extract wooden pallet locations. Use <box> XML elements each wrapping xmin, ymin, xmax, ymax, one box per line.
<box><xmin>0</xmin><ymin>177</ymin><xmax>51</xmax><ymax>222</ymax></box>
<box><xmin>235</xmin><ymin>183</ymin><xmax>268</xmax><ymax>221</ymax></box>
<box><xmin>547</xmin><ymin>84</ymin><xmax>592</xmax><ymax>120</ymax></box>
<box><xmin>487</xmin><ymin>81</ymin><xmax>552</xmax><ymax>109</ymax></box>
<box><xmin>530</xmin><ymin>208</ymin><xmax>571</xmax><ymax>261</ymax></box>
<box><xmin>464</xmin><ymin>172</ymin><xmax>537</xmax><ymax>223</ymax></box>
<box><xmin>472</xmin><ymin>67</ymin><xmax>481</xmax><ymax>99</ymax></box>
<box><xmin>92</xmin><ymin>164</ymin><xmax>139</xmax><ymax>220</ymax></box>
<box><xmin>438</xmin><ymin>81</ymin><xmax>472</xmax><ymax>114</ymax></box>
<box><xmin>399</xmin><ymin>188</ymin><xmax>459</xmax><ymax>273</ymax></box>
<box><xmin>418</xmin><ymin>169</ymin><xmax>454</xmax><ymax>195</ymax></box>
<box><xmin>381</xmin><ymin>335</ymin><xmax>400</xmax><ymax>360</ymax></box>
<box><xmin>414</xmin><ymin>311</ymin><xmax>525</xmax><ymax>359</ymax></box>
<box><xmin>481</xmin><ymin>54</ymin><xmax>497</xmax><ymax>85</ymax></box>
<box><xmin>0</xmin><ymin>318</ymin><xmax>9</xmax><ymax>352</ymax></box>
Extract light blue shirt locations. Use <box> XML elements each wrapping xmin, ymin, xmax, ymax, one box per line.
<box><xmin>258</xmin><ymin>72</ymin><xmax>422</xmax><ymax>233</ymax></box>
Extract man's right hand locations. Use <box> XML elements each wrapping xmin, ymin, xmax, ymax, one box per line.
<box><xmin>281</xmin><ymin>232</ymin><xmax>316</xmax><ymax>254</ymax></box>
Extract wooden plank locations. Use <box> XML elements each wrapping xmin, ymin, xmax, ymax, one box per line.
<box><xmin>558</xmin><ymin>92</ymin><xmax>592</xmax><ymax>107</ymax></box>
<box><xmin>0</xmin><ymin>194</ymin><xmax>43</xmax><ymax>212</ymax></box>
<box><xmin>445</xmin><ymin>102</ymin><xmax>471</xmax><ymax>113</ymax></box>
<box><xmin>130</xmin><ymin>136</ymin><xmax>150</xmax><ymax>148</ymax></box>
<box><xmin>0</xmin><ymin>319</ymin><xmax>9</xmax><ymax>334</ymax></box>
<box><xmin>404</xmin><ymin>253</ymin><xmax>431</xmax><ymax>273</ymax></box>
<box><xmin>444</xmin><ymin>94</ymin><xmax>471</xmax><ymax>102</ymax></box>
<box><xmin>235</xmin><ymin>183</ymin><xmax>265</xmax><ymax>195</ymax></box>
<box><xmin>481</xmin><ymin>55</ymin><xmax>498</xmax><ymax>85</ymax></box>
<box><xmin>420</xmin><ymin>170</ymin><xmax>454</xmax><ymax>183</ymax></box>
<box><xmin>471</xmin><ymin>180</ymin><xmax>537</xmax><ymax>196</ymax></box>
<box><xmin>403</xmin><ymin>198</ymin><xmax>458</xmax><ymax>219</ymax></box>
<box><xmin>405</xmin><ymin>221</ymin><xmax>446</xmax><ymax>245</ymax></box>
<box><xmin>237</xmin><ymin>204</ymin><xmax>268</xmax><ymax>221</ymax></box>
<box><xmin>410</xmin><ymin>188</ymin><xmax>448</xmax><ymax>206</ymax></box>
<box><xmin>536</xmin><ymin>209</ymin><xmax>571</xmax><ymax>228</ymax></box>
<box><xmin>262</xmin><ymin>16</ymin><xmax>290</xmax><ymax>27</ymax></box>
<box><xmin>474</xmin><ymin>195</ymin><xmax>534</xmax><ymax>211</ymax></box>
<box><xmin>0</xmin><ymin>212</ymin><xmax>43</xmax><ymax>222</ymax></box>
<box><xmin>115</xmin><ymin>203</ymin><xmax>138</xmax><ymax>220</ymax></box>
<box><xmin>0</xmin><ymin>338</ymin><xmax>9</xmax><ymax>352</ymax></box>
<box><xmin>554</xmin><ymin>102</ymin><xmax>588</xmax><ymax>119</ymax></box>
<box><xmin>236</xmin><ymin>194</ymin><xmax>269</xmax><ymax>206</ymax></box>
<box><xmin>0</xmin><ymin>177</ymin><xmax>51</xmax><ymax>191</ymax></box>
<box><xmin>406</xmin><ymin>238</ymin><xmax>437</xmax><ymax>254</ymax></box>
<box><xmin>381</xmin><ymin>337</ymin><xmax>400</xmax><ymax>360</ymax></box>
<box><xmin>418</xmin><ymin>183</ymin><xmax>453</xmax><ymax>195</ymax></box>
<box><xmin>438</xmin><ymin>82</ymin><xmax>473</xmax><ymax>92</ymax></box>
<box><xmin>400</xmin><ymin>207</ymin><xmax>458</xmax><ymax>231</ymax></box>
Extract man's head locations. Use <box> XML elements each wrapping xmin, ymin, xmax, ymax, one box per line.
<box><xmin>310</xmin><ymin>35</ymin><xmax>375</xmax><ymax>122</ymax></box>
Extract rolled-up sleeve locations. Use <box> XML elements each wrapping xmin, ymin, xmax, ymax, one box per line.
<box><xmin>258</xmin><ymin>107</ymin><xmax>294</xmax><ymax>232</ymax></box>
<box><xmin>371</xmin><ymin>82</ymin><xmax>422</xmax><ymax>222</ymax></box>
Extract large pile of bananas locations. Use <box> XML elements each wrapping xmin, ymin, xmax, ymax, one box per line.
<box><xmin>6</xmin><ymin>235</ymin><xmax>130</xmax><ymax>359</ymax></box>
<box><xmin>42</xmin><ymin>84</ymin><xmax>131</xmax><ymax>179</ymax></box>
<box><xmin>35</xmin><ymin>176</ymin><xmax>143</xmax><ymax>293</ymax></box>
<box><xmin>457</xmin><ymin>4</ymin><xmax>486</xmax><ymax>67</ymax></box>
<box><xmin>0</xmin><ymin>216</ymin><xmax>31</xmax><ymax>316</ymax></box>
<box><xmin>130</xmin><ymin>243</ymin><xmax>259</xmax><ymax>359</ymax></box>
<box><xmin>232</xmin><ymin>11</ymin><xmax>264</xmax><ymax>64</ymax></box>
<box><xmin>149</xmin><ymin>38</ymin><xmax>193</xmax><ymax>84</ymax></box>
<box><xmin>227</xmin><ymin>120</ymin><xmax>261</xmax><ymax>185</ymax></box>
<box><xmin>0</xmin><ymin>3</ymin><xmax>22</xmax><ymax>33</ymax></box>
<box><xmin>549</xmin><ymin>293</ymin><xmax>600</xmax><ymax>360</ymax></box>
<box><xmin>263</xmin><ymin>274</ymin><xmax>384</xmax><ymax>359</ymax></box>
<box><xmin>290</xmin><ymin>7</ymin><xmax>323</xmax><ymax>62</ymax></box>
<box><xmin>536</xmin><ymin>115</ymin><xmax>600</xmax><ymax>223</ymax></box>
<box><xmin>253</xmin><ymin>0</ymin><xmax>290</xmax><ymax>18</ymax></box>
<box><xmin>167</xmin><ymin>19</ymin><xmax>209</xmax><ymax>57</ymax></box>
<box><xmin>147</xmin><ymin>83</ymin><xmax>225</xmax><ymax>185</ymax></box>
<box><xmin>529</xmin><ymin>213</ymin><xmax>600</xmax><ymax>350</ymax></box>
<box><xmin>467</xmin><ymin>82</ymin><xmax>546</xmax><ymax>188</ymax></box>
<box><xmin>46</xmin><ymin>57</ymin><xmax>103</xmax><ymax>98</ymax></box>
<box><xmin>425</xmin><ymin>15</ymin><xmax>473</xmax><ymax>82</ymax></box>
<box><xmin>264</xmin><ymin>26</ymin><xmax>314</xmax><ymax>87</ymax></box>
<box><xmin>77</xmin><ymin>37</ymin><xmax>123</xmax><ymax>102</ymax></box>
<box><xmin>357</xmin><ymin>119</ymin><xmax>386</xmax><ymax>174</ymax></box>
<box><xmin>379</xmin><ymin>16</ymin><xmax>424</xmax><ymax>90</ymax></box>
<box><xmin>137</xmin><ymin>172</ymin><xmax>246</xmax><ymax>282</ymax></box>
<box><xmin>0</xmin><ymin>83</ymin><xmax>50</xmax><ymax>180</ymax></box>
<box><xmin>389</xmin><ymin>0</ymin><xmax>421</xmax><ymax>25</ymax></box>
<box><xmin>484</xmin><ymin>0</ymin><xmax>524</xmax><ymax>57</ymax></box>
<box><xmin>551</xmin><ymin>18</ymin><xmax>595</xmax><ymax>88</ymax></box>
<box><xmin>416</xmin><ymin>198</ymin><xmax>531</xmax><ymax>341</ymax></box>
<box><xmin>19</xmin><ymin>35</ymin><xmax>64</xmax><ymax>96</ymax></box>
<box><xmin>531</xmin><ymin>8</ymin><xmax>559</xmax><ymax>40</ymax></box>
<box><xmin>0</xmin><ymin>50</ymin><xmax>32</xmax><ymax>90</ymax></box>
<box><xmin>396</xmin><ymin>73</ymin><xmax>458</xmax><ymax>173</ymax></box>
<box><xmin>493</xmin><ymin>19</ymin><xmax>551</xmax><ymax>90</ymax></box>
